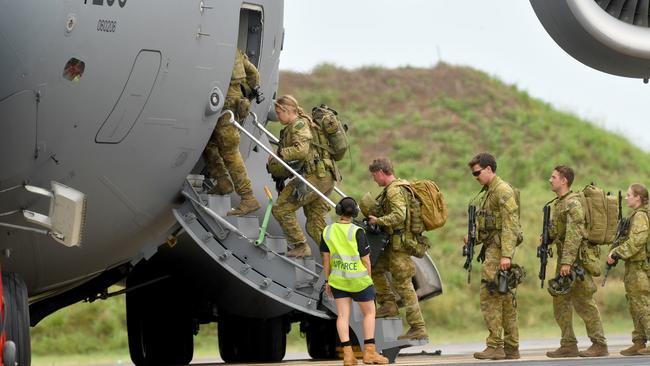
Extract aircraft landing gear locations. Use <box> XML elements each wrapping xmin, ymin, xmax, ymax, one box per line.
<box><xmin>302</xmin><ymin>317</ymin><xmax>338</xmax><ymax>359</ymax></box>
<box><xmin>2</xmin><ymin>272</ymin><xmax>30</xmax><ymax>366</ymax></box>
<box><xmin>126</xmin><ymin>262</ymin><xmax>194</xmax><ymax>366</ymax></box>
<box><xmin>217</xmin><ymin>312</ymin><xmax>288</xmax><ymax>363</ymax></box>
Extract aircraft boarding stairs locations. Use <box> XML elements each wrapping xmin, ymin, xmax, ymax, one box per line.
<box><xmin>172</xmin><ymin>111</ymin><xmax>442</xmax><ymax>362</ymax></box>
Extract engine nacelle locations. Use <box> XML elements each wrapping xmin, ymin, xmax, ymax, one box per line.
<box><xmin>531</xmin><ymin>0</ymin><xmax>650</xmax><ymax>79</ymax></box>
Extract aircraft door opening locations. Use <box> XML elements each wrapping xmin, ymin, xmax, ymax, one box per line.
<box><xmin>238</xmin><ymin>5</ymin><xmax>264</xmax><ymax>67</ymax></box>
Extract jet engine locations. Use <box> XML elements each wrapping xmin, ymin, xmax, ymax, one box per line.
<box><xmin>531</xmin><ymin>0</ymin><xmax>650</xmax><ymax>79</ymax></box>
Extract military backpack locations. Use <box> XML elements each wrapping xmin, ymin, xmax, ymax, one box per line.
<box><xmin>310</xmin><ymin>105</ymin><xmax>349</xmax><ymax>161</ymax></box>
<box><xmin>575</xmin><ymin>183</ymin><xmax>619</xmax><ymax>246</ymax></box>
<box><xmin>390</xmin><ymin>179</ymin><xmax>448</xmax><ymax>258</ymax></box>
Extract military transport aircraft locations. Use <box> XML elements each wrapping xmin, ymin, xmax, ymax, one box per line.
<box><xmin>0</xmin><ymin>1</ymin><xmax>445</xmax><ymax>365</ymax></box>
<box><xmin>0</xmin><ymin>0</ymin><xmax>646</xmax><ymax>365</ymax></box>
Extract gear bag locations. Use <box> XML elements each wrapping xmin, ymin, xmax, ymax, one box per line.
<box><xmin>310</xmin><ymin>105</ymin><xmax>349</xmax><ymax>161</ymax></box>
<box><xmin>577</xmin><ymin>183</ymin><xmax>619</xmax><ymax>245</ymax></box>
<box><xmin>395</xmin><ymin>180</ymin><xmax>448</xmax><ymax>232</ymax></box>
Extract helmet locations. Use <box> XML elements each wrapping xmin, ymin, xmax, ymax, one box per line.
<box><xmin>493</xmin><ymin>264</ymin><xmax>526</xmax><ymax>294</ymax></box>
<box><xmin>547</xmin><ymin>272</ymin><xmax>576</xmax><ymax>297</ymax></box>
<box><xmin>266</xmin><ymin>159</ymin><xmax>291</xmax><ymax>180</ymax></box>
<box><xmin>359</xmin><ymin>192</ymin><xmax>379</xmax><ymax>217</ymax></box>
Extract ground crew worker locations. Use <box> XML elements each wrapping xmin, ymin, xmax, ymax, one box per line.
<box><xmin>203</xmin><ymin>48</ymin><xmax>261</xmax><ymax>216</ymax></box>
<box><xmin>464</xmin><ymin>153</ymin><xmax>521</xmax><ymax>360</ymax></box>
<box><xmin>546</xmin><ymin>165</ymin><xmax>608</xmax><ymax>358</ymax></box>
<box><xmin>271</xmin><ymin>95</ymin><xmax>336</xmax><ymax>257</ymax></box>
<box><xmin>367</xmin><ymin>158</ymin><xmax>428</xmax><ymax>341</ymax></box>
<box><xmin>607</xmin><ymin>183</ymin><xmax>650</xmax><ymax>356</ymax></box>
<box><xmin>321</xmin><ymin>197</ymin><xmax>388</xmax><ymax>366</ymax></box>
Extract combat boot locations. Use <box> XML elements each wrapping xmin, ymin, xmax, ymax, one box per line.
<box><xmin>621</xmin><ymin>342</ymin><xmax>646</xmax><ymax>356</ymax></box>
<box><xmin>362</xmin><ymin>344</ymin><xmax>388</xmax><ymax>364</ymax></box>
<box><xmin>637</xmin><ymin>345</ymin><xmax>650</xmax><ymax>355</ymax></box>
<box><xmin>473</xmin><ymin>346</ymin><xmax>506</xmax><ymax>360</ymax></box>
<box><xmin>546</xmin><ymin>344</ymin><xmax>579</xmax><ymax>358</ymax></box>
<box><xmin>578</xmin><ymin>343</ymin><xmax>608</xmax><ymax>357</ymax></box>
<box><xmin>208</xmin><ymin>176</ymin><xmax>234</xmax><ymax>195</ymax></box>
<box><xmin>227</xmin><ymin>194</ymin><xmax>260</xmax><ymax>216</ymax></box>
<box><xmin>375</xmin><ymin>302</ymin><xmax>399</xmax><ymax>318</ymax></box>
<box><xmin>397</xmin><ymin>326</ymin><xmax>428</xmax><ymax>341</ymax></box>
<box><xmin>342</xmin><ymin>345</ymin><xmax>357</xmax><ymax>366</ymax></box>
<box><xmin>286</xmin><ymin>243</ymin><xmax>312</xmax><ymax>258</ymax></box>
<box><xmin>504</xmin><ymin>346</ymin><xmax>520</xmax><ymax>359</ymax></box>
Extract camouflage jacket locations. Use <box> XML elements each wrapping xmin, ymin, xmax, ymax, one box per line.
<box><xmin>549</xmin><ymin>191</ymin><xmax>586</xmax><ymax>265</ymax></box>
<box><xmin>375</xmin><ymin>178</ymin><xmax>408</xmax><ymax>235</ymax></box>
<box><xmin>278</xmin><ymin>118</ymin><xmax>312</xmax><ymax>162</ymax></box>
<box><xmin>227</xmin><ymin>49</ymin><xmax>260</xmax><ymax>98</ymax></box>
<box><xmin>613</xmin><ymin>207</ymin><xmax>650</xmax><ymax>262</ymax></box>
<box><xmin>475</xmin><ymin>176</ymin><xmax>519</xmax><ymax>258</ymax></box>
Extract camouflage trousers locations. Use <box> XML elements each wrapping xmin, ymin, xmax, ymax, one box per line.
<box><xmin>373</xmin><ymin>245</ymin><xmax>425</xmax><ymax>328</ymax></box>
<box><xmin>552</xmin><ymin>270</ymin><xmax>606</xmax><ymax>347</ymax></box>
<box><xmin>203</xmin><ymin>97</ymin><xmax>253</xmax><ymax>197</ymax></box>
<box><xmin>271</xmin><ymin>173</ymin><xmax>334</xmax><ymax>246</ymax></box>
<box><xmin>624</xmin><ymin>261</ymin><xmax>650</xmax><ymax>344</ymax></box>
<box><xmin>479</xmin><ymin>242</ymin><xmax>519</xmax><ymax>348</ymax></box>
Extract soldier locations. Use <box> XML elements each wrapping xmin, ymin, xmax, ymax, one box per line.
<box><xmin>607</xmin><ymin>183</ymin><xmax>650</xmax><ymax>356</ymax></box>
<box><xmin>367</xmin><ymin>158</ymin><xmax>428</xmax><ymax>341</ymax></box>
<box><xmin>271</xmin><ymin>95</ymin><xmax>336</xmax><ymax>257</ymax></box>
<box><xmin>546</xmin><ymin>165</ymin><xmax>608</xmax><ymax>358</ymax></box>
<box><xmin>465</xmin><ymin>153</ymin><xmax>521</xmax><ymax>360</ymax></box>
<box><xmin>203</xmin><ymin>48</ymin><xmax>261</xmax><ymax>216</ymax></box>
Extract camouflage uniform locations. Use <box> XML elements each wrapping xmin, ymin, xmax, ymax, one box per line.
<box><xmin>271</xmin><ymin>117</ymin><xmax>336</xmax><ymax>251</ymax></box>
<box><xmin>611</xmin><ymin>208</ymin><xmax>650</xmax><ymax>345</ymax></box>
<box><xmin>373</xmin><ymin>179</ymin><xmax>426</xmax><ymax>330</ymax></box>
<box><xmin>474</xmin><ymin>176</ymin><xmax>520</xmax><ymax>350</ymax></box>
<box><xmin>549</xmin><ymin>192</ymin><xmax>606</xmax><ymax>348</ymax></box>
<box><xmin>204</xmin><ymin>49</ymin><xmax>259</xmax><ymax>197</ymax></box>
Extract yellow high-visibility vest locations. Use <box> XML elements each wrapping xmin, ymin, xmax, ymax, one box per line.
<box><xmin>323</xmin><ymin>223</ymin><xmax>373</xmax><ymax>292</ymax></box>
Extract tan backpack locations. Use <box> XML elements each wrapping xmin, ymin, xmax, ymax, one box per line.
<box><xmin>577</xmin><ymin>183</ymin><xmax>619</xmax><ymax>245</ymax></box>
<box><xmin>393</xmin><ymin>179</ymin><xmax>448</xmax><ymax>232</ymax></box>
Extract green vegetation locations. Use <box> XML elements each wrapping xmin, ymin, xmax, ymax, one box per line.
<box><xmin>32</xmin><ymin>63</ymin><xmax>650</xmax><ymax>363</ymax></box>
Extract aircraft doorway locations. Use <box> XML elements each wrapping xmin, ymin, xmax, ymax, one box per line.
<box><xmin>238</xmin><ymin>5</ymin><xmax>264</xmax><ymax>67</ymax></box>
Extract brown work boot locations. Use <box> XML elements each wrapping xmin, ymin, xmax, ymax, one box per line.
<box><xmin>208</xmin><ymin>176</ymin><xmax>234</xmax><ymax>195</ymax></box>
<box><xmin>579</xmin><ymin>343</ymin><xmax>608</xmax><ymax>357</ymax></box>
<box><xmin>397</xmin><ymin>326</ymin><xmax>428</xmax><ymax>341</ymax></box>
<box><xmin>473</xmin><ymin>346</ymin><xmax>506</xmax><ymax>360</ymax></box>
<box><xmin>375</xmin><ymin>302</ymin><xmax>399</xmax><ymax>318</ymax></box>
<box><xmin>621</xmin><ymin>343</ymin><xmax>646</xmax><ymax>356</ymax></box>
<box><xmin>227</xmin><ymin>195</ymin><xmax>260</xmax><ymax>216</ymax></box>
<box><xmin>638</xmin><ymin>345</ymin><xmax>650</xmax><ymax>355</ymax></box>
<box><xmin>286</xmin><ymin>243</ymin><xmax>312</xmax><ymax>258</ymax></box>
<box><xmin>342</xmin><ymin>345</ymin><xmax>358</xmax><ymax>366</ymax></box>
<box><xmin>362</xmin><ymin>344</ymin><xmax>388</xmax><ymax>364</ymax></box>
<box><xmin>504</xmin><ymin>346</ymin><xmax>520</xmax><ymax>359</ymax></box>
<box><xmin>546</xmin><ymin>344</ymin><xmax>579</xmax><ymax>358</ymax></box>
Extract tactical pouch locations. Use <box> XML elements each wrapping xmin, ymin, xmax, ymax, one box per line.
<box><xmin>315</xmin><ymin>159</ymin><xmax>326</xmax><ymax>178</ymax></box>
<box><xmin>401</xmin><ymin>232</ymin><xmax>430</xmax><ymax>258</ymax></box>
<box><xmin>579</xmin><ymin>244</ymin><xmax>602</xmax><ymax>277</ymax></box>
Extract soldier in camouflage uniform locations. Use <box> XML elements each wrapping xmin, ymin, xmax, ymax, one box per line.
<box><xmin>465</xmin><ymin>153</ymin><xmax>521</xmax><ymax>360</ymax></box>
<box><xmin>367</xmin><ymin>158</ymin><xmax>428</xmax><ymax>341</ymax></box>
<box><xmin>608</xmin><ymin>183</ymin><xmax>650</xmax><ymax>356</ymax></box>
<box><xmin>546</xmin><ymin>165</ymin><xmax>608</xmax><ymax>358</ymax></box>
<box><xmin>203</xmin><ymin>48</ymin><xmax>261</xmax><ymax>216</ymax></box>
<box><xmin>271</xmin><ymin>95</ymin><xmax>337</xmax><ymax>257</ymax></box>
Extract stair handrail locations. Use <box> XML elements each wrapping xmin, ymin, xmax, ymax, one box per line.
<box><xmin>248</xmin><ymin>111</ymin><xmax>348</xmax><ymax>199</ymax></box>
<box><xmin>224</xmin><ymin>110</ymin><xmax>335</xmax><ymax>207</ymax></box>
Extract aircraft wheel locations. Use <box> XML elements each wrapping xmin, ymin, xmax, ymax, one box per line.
<box><xmin>303</xmin><ymin>317</ymin><xmax>338</xmax><ymax>359</ymax></box>
<box><xmin>126</xmin><ymin>263</ymin><xmax>194</xmax><ymax>366</ymax></box>
<box><xmin>2</xmin><ymin>272</ymin><xmax>31</xmax><ymax>366</ymax></box>
<box><xmin>218</xmin><ymin>313</ymin><xmax>287</xmax><ymax>362</ymax></box>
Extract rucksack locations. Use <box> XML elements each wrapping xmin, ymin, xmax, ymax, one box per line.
<box><xmin>576</xmin><ymin>183</ymin><xmax>619</xmax><ymax>245</ymax></box>
<box><xmin>396</xmin><ymin>179</ymin><xmax>448</xmax><ymax>232</ymax></box>
<box><xmin>310</xmin><ymin>105</ymin><xmax>349</xmax><ymax>161</ymax></box>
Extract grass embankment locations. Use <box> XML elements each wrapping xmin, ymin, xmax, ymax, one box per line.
<box><xmin>31</xmin><ymin>63</ymin><xmax>650</xmax><ymax>363</ymax></box>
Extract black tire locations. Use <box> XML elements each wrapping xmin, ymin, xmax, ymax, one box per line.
<box><xmin>303</xmin><ymin>317</ymin><xmax>338</xmax><ymax>360</ymax></box>
<box><xmin>2</xmin><ymin>272</ymin><xmax>31</xmax><ymax>366</ymax></box>
<box><xmin>126</xmin><ymin>264</ymin><xmax>194</xmax><ymax>366</ymax></box>
<box><xmin>218</xmin><ymin>313</ymin><xmax>287</xmax><ymax>363</ymax></box>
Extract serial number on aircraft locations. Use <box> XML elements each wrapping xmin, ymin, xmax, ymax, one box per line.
<box><xmin>97</xmin><ymin>19</ymin><xmax>117</xmax><ymax>33</ymax></box>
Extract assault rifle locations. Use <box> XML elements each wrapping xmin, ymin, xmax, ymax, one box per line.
<box><xmin>537</xmin><ymin>204</ymin><xmax>553</xmax><ymax>288</ymax></box>
<box><xmin>462</xmin><ymin>205</ymin><xmax>477</xmax><ymax>284</ymax></box>
<box><xmin>602</xmin><ymin>191</ymin><xmax>628</xmax><ymax>286</ymax></box>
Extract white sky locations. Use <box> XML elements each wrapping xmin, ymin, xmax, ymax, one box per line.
<box><xmin>280</xmin><ymin>0</ymin><xmax>650</xmax><ymax>151</ymax></box>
